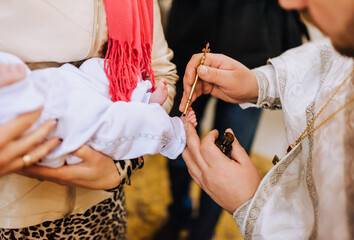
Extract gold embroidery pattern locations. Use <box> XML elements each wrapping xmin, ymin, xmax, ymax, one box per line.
<box><xmin>243</xmin><ymin>144</ymin><xmax>302</xmax><ymax>240</ymax></box>
<box><xmin>255</xmin><ymin>70</ymin><xmax>268</xmax><ymax>105</ymax></box>
<box><xmin>253</xmin><ymin>69</ymin><xmax>281</xmax><ymax>109</ymax></box>
<box><xmin>278</xmin><ymin>68</ymin><xmax>287</xmax><ymax>97</ymax></box>
<box><xmin>268</xmin><ymin>57</ymin><xmax>287</xmax><ymax>97</ymax></box>
<box><xmin>306</xmin><ymin>50</ymin><xmax>335</xmax><ymax>238</ymax></box>
<box><xmin>234</xmin><ymin>200</ymin><xmax>251</xmax><ymax>234</ymax></box>
<box><xmin>344</xmin><ymin>73</ymin><xmax>354</xmax><ymax>239</ymax></box>
<box><xmin>304</xmin><ymin>102</ymin><xmax>319</xmax><ymax>240</ymax></box>
<box><xmin>319</xmin><ymin>48</ymin><xmax>333</xmax><ymax>85</ymax></box>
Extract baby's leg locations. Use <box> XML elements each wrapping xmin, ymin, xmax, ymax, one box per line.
<box><xmin>149</xmin><ymin>79</ymin><xmax>168</xmax><ymax>106</ymax></box>
<box><xmin>0</xmin><ymin>64</ymin><xmax>26</xmax><ymax>87</ymax></box>
<box><xmin>180</xmin><ymin>108</ymin><xmax>198</xmax><ymax>127</ymax></box>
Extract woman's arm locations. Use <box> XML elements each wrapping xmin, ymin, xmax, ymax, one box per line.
<box><xmin>151</xmin><ymin>0</ymin><xmax>178</xmax><ymax>113</ymax></box>
<box><xmin>4</xmin><ymin>1</ymin><xmax>170</xmax><ymax>187</ymax></box>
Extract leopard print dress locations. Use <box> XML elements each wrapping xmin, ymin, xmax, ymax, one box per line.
<box><xmin>0</xmin><ymin>158</ymin><xmax>143</xmax><ymax>240</ymax></box>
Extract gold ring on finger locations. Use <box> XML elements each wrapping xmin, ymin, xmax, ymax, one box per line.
<box><xmin>22</xmin><ymin>154</ymin><xmax>32</xmax><ymax>168</ymax></box>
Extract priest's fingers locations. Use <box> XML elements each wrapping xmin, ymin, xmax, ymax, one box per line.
<box><xmin>199</xmin><ymin>129</ymin><xmax>239</xmax><ymax>166</ymax></box>
<box><xmin>182</xmin><ymin>147</ymin><xmax>203</xmax><ymax>186</ymax></box>
<box><xmin>203</xmin><ymin>53</ymin><xmax>243</xmax><ymax>69</ymax></box>
<box><xmin>179</xmin><ymin>53</ymin><xmax>216</xmax><ymax>112</ymax></box>
<box><xmin>184</xmin><ymin>53</ymin><xmax>235</xmax><ymax>86</ymax></box>
<box><xmin>179</xmin><ymin>75</ymin><xmax>205</xmax><ymax>113</ymax></box>
<box><xmin>227</xmin><ymin>129</ymin><xmax>251</xmax><ymax>164</ymax></box>
<box><xmin>225</xmin><ymin>129</ymin><xmax>261</xmax><ymax>186</ymax></box>
<box><xmin>0</xmin><ymin>109</ymin><xmax>42</xmax><ymax>149</ymax></box>
<box><xmin>185</xmin><ymin>53</ymin><xmax>234</xmax><ymax>77</ymax></box>
<box><xmin>183</xmin><ymin>54</ymin><xmax>202</xmax><ymax>88</ymax></box>
<box><xmin>180</xmin><ymin>54</ymin><xmax>231</xmax><ymax>113</ymax></box>
<box><xmin>183</xmin><ymin>122</ymin><xmax>209</xmax><ymax>170</ymax></box>
<box><xmin>0</xmin><ymin>119</ymin><xmax>58</xmax><ymax>161</ymax></box>
<box><xmin>197</xmin><ymin>65</ymin><xmax>231</xmax><ymax>87</ymax></box>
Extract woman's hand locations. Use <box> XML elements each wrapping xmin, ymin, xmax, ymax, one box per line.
<box><xmin>182</xmin><ymin>122</ymin><xmax>261</xmax><ymax>214</ymax></box>
<box><xmin>0</xmin><ymin>63</ymin><xmax>61</xmax><ymax>177</ymax></box>
<box><xmin>179</xmin><ymin>53</ymin><xmax>259</xmax><ymax>112</ymax></box>
<box><xmin>19</xmin><ymin>145</ymin><xmax>121</xmax><ymax>190</ymax></box>
<box><xmin>0</xmin><ymin>63</ymin><xmax>27</xmax><ymax>87</ymax></box>
<box><xmin>0</xmin><ymin>109</ymin><xmax>61</xmax><ymax>177</ymax></box>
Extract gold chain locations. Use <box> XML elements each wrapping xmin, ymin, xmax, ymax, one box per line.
<box><xmin>289</xmin><ymin>68</ymin><xmax>354</xmax><ymax>151</ymax></box>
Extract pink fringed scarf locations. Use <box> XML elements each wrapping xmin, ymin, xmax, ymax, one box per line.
<box><xmin>103</xmin><ymin>0</ymin><xmax>155</xmax><ymax>102</ymax></box>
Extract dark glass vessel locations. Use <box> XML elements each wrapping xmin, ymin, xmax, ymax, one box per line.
<box><xmin>215</xmin><ymin>132</ymin><xmax>234</xmax><ymax>156</ymax></box>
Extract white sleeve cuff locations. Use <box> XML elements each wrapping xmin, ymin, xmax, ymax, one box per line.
<box><xmin>233</xmin><ymin>199</ymin><xmax>252</xmax><ymax>236</ymax></box>
<box><xmin>159</xmin><ymin>117</ymin><xmax>186</xmax><ymax>159</ymax></box>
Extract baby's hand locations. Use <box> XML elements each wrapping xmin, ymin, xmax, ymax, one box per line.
<box><xmin>0</xmin><ymin>63</ymin><xmax>27</xmax><ymax>87</ymax></box>
<box><xmin>180</xmin><ymin>108</ymin><xmax>197</xmax><ymax>127</ymax></box>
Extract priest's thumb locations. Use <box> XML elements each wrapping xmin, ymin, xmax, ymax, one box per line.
<box><xmin>197</xmin><ymin>65</ymin><xmax>229</xmax><ymax>87</ymax></box>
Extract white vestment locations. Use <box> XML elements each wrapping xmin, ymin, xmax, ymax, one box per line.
<box><xmin>236</xmin><ymin>39</ymin><xmax>353</xmax><ymax>240</ymax></box>
<box><xmin>0</xmin><ymin>52</ymin><xmax>185</xmax><ymax>167</ymax></box>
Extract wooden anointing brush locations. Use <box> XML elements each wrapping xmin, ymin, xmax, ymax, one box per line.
<box><xmin>183</xmin><ymin>43</ymin><xmax>210</xmax><ymax>116</ymax></box>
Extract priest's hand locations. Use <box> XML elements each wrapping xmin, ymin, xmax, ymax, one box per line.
<box><xmin>179</xmin><ymin>53</ymin><xmax>258</xmax><ymax>112</ymax></box>
<box><xmin>182</xmin><ymin>122</ymin><xmax>261</xmax><ymax>214</ymax></box>
<box><xmin>19</xmin><ymin>145</ymin><xmax>121</xmax><ymax>190</ymax></box>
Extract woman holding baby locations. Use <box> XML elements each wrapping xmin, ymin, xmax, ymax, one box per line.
<box><xmin>0</xmin><ymin>0</ymin><xmax>178</xmax><ymax>239</ymax></box>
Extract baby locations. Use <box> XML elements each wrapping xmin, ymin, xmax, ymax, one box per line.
<box><xmin>0</xmin><ymin>52</ymin><xmax>197</xmax><ymax>167</ymax></box>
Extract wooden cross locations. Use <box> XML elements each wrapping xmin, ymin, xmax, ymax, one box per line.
<box><xmin>200</xmin><ymin>43</ymin><xmax>210</xmax><ymax>65</ymax></box>
<box><xmin>202</xmin><ymin>43</ymin><xmax>210</xmax><ymax>55</ymax></box>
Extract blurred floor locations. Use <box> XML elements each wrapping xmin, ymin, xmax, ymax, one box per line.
<box><xmin>126</xmin><ymin>152</ymin><xmax>273</xmax><ymax>240</ymax></box>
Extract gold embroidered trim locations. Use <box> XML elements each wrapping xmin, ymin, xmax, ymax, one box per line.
<box><xmin>243</xmin><ymin>144</ymin><xmax>302</xmax><ymax>240</ymax></box>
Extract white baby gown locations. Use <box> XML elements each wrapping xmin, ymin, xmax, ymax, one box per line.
<box><xmin>0</xmin><ymin>52</ymin><xmax>186</xmax><ymax>167</ymax></box>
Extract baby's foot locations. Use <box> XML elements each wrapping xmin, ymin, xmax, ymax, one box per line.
<box><xmin>180</xmin><ymin>108</ymin><xmax>197</xmax><ymax>127</ymax></box>
<box><xmin>149</xmin><ymin>79</ymin><xmax>168</xmax><ymax>106</ymax></box>
<box><xmin>0</xmin><ymin>63</ymin><xmax>27</xmax><ymax>87</ymax></box>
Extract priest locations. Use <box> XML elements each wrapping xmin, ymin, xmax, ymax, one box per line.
<box><xmin>180</xmin><ymin>0</ymin><xmax>354</xmax><ymax>239</ymax></box>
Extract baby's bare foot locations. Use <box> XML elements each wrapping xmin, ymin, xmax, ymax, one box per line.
<box><xmin>180</xmin><ymin>108</ymin><xmax>197</xmax><ymax>127</ymax></box>
<box><xmin>0</xmin><ymin>63</ymin><xmax>27</xmax><ymax>87</ymax></box>
<box><xmin>149</xmin><ymin>79</ymin><xmax>168</xmax><ymax>106</ymax></box>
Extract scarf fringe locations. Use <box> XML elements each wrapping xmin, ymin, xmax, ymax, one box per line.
<box><xmin>104</xmin><ymin>39</ymin><xmax>155</xmax><ymax>102</ymax></box>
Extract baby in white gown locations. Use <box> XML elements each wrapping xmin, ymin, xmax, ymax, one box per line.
<box><xmin>0</xmin><ymin>52</ymin><xmax>196</xmax><ymax>167</ymax></box>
